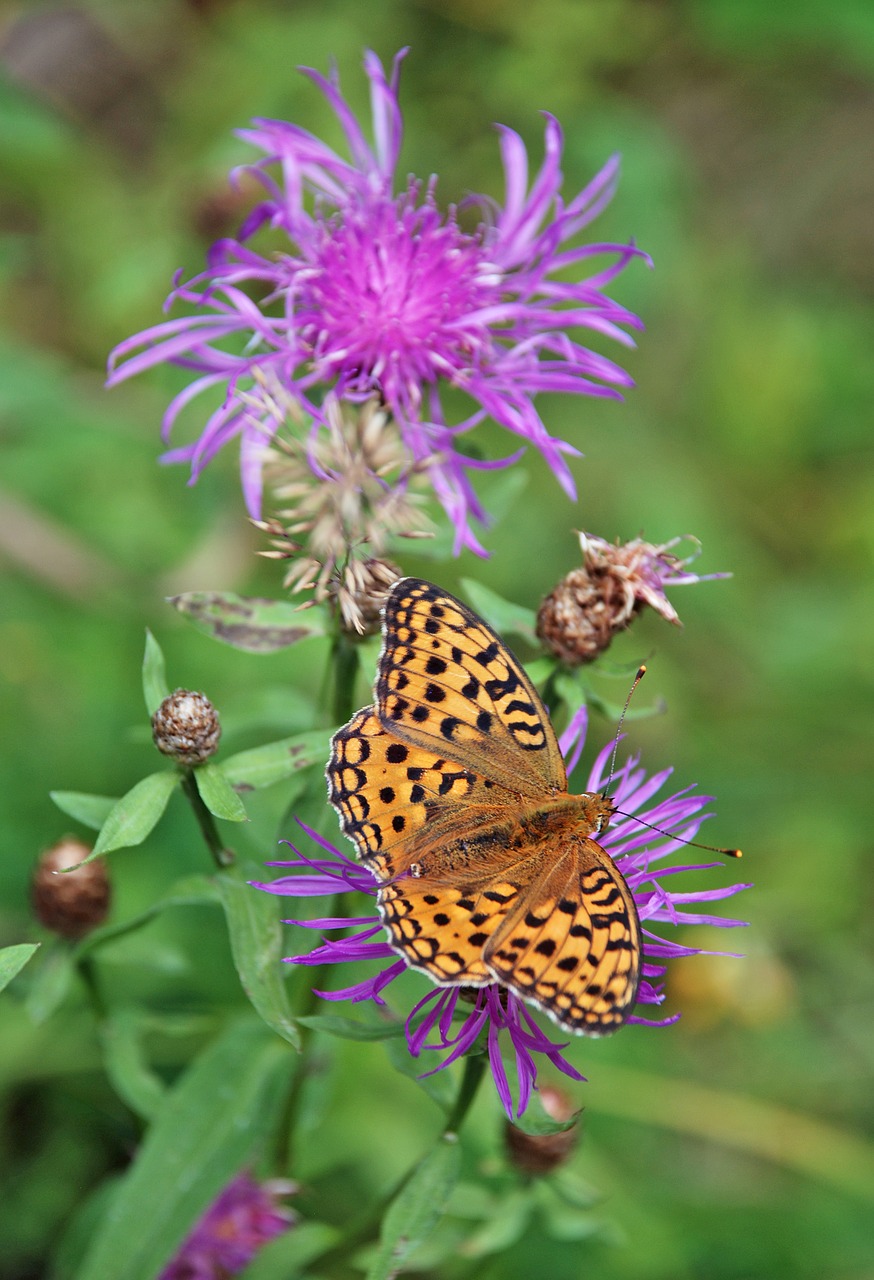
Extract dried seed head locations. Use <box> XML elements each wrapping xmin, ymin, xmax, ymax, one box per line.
<box><xmin>257</xmin><ymin>393</ymin><xmax>432</xmax><ymax>626</ymax></box>
<box><xmin>31</xmin><ymin>837</ymin><xmax>110</xmax><ymax>939</ymax></box>
<box><xmin>537</xmin><ymin>532</ymin><xmax>719</xmax><ymax>665</ymax></box>
<box><xmin>152</xmin><ymin>689</ymin><xmax>221</xmax><ymax>764</ymax></box>
<box><xmin>328</xmin><ymin>557</ymin><xmax>400</xmax><ymax>636</ymax></box>
<box><xmin>504</xmin><ymin>1085</ymin><xmax>579</xmax><ymax>1175</ymax></box>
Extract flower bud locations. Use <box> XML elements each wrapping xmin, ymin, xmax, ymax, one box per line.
<box><xmin>31</xmin><ymin>837</ymin><xmax>110</xmax><ymax>939</ymax></box>
<box><xmin>504</xmin><ymin>1085</ymin><xmax>579</xmax><ymax>1176</ymax></box>
<box><xmin>152</xmin><ymin>689</ymin><xmax>221</xmax><ymax>765</ymax></box>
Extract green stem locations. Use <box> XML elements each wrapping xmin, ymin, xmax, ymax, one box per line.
<box><xmin>444</xmin><ymin>1049</ymin><xmax>488</xmax><ymax>1135</ymax></box>
<box><xmin>181</xmin><ymin>773</ymin><xmax>235</xmax><ymax>868</ymax></box>
<box><xmin>331</xmin><ymin>630</ymin><xmax>361</xmax><ymax>726</ymax></box>
<box><xmin>306</xmin><ymin>1049</ymin><xmax>485</xmax><ymax>1270</ymax></box>
<box><xmin>76</xmin><ymin>952</ymin><xmax>107</xmax><ymax>1021</ymax></box>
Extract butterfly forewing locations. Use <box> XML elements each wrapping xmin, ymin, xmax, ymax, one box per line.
<box><xmin>328</xmin><ymin>707</ymin><xmax>521</xmax><ymax>879</ymax></box>
<box><xmin>376</xmin><ymin>579</ymin><xmax>567</xmax><ymax>797</ymax></box>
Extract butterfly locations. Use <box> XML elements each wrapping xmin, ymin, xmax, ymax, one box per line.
<box><xmin>327</xmin><ymin>578</ymin><xmax>640</xmax><ymax>1035</ymax></box>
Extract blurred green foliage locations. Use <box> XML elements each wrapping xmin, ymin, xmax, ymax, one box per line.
<box><xmin>1</xmin><ymin>1</ymin><xmax>873</xmax><ymax>1277</ymax></box>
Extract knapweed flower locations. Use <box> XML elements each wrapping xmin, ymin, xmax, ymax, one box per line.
<box><xmin>107</xmin><ymin>49</ymin><xmax>647</xmax><ymax>554</ymax></box>
<box><xmin>537</xmin><ymin>533</ymin><xmax>727</xmax><ymax>665</ymax></box>
<box><xmin>159</xmin><ymin>1172</ymin><xmax>294</xmax><ymax>1280</ymax></box>
<box><xmin>254</xmin><ymin>708</ymin><xmax>748</xmax><ymax>1119</ymax></box>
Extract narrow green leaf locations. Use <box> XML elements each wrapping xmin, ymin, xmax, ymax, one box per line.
<box><xmin>510</xmin><ymin>1089</ymin><xmax>579</xmax><ymax>1138</ymax></box>
<box><xmin>100</xmin><ymin>1009</ymin><xmax>167</xmax><ymax>1121</ymax></box>
<box><xmin>86</xmin><ymin>771</ymin><xmax>179</xmax><ymax>859</ymax></box>
<box><xmin>460</xmin><ymin>579</ymin><xmax>538</xmax><ymax>644</ymax></box>
<box><xmin>296</xmin><ymin>1012</ymin><xmax>406</xmax><ymax>1043</ymax></box>
<box><xmin>456</xmin><ymin>1188</ymin><xmax>532</xmax><ymax>1259</ymax></box>
<box><xmin>169</xmin><ymin>592</ymin><xmax>327</xmax><ymax>653</ymax></box>
<box><xmin>217</xmin><ymin>868</ymin><xmax>300</xmax><ymax>1049</ymax></box>
<box><xmin>49</xmin><ymin>791</ymin><xmax>118</xmax><ymax>830</ymax></box>
<box><xmin>75</xmin><ymin>874</ymin><xmax>221</xmax><ymax>958</ymax></box>
<box><xmin>243</xmin><ymin>1222</ymin><xmax>340</xmax><ymax>1280</ymax></box>
<box><xmin>0</xmin><ymin>942</ymin><xmax>39</xmax><ymax>993</ymax></box>
<box><xmin>142</xmin><ymin>629</ymin><xmax>170</xmax><ymax>716</ymax></box>
<box><xmin>366</xmin><ymin>1135</ymin><xmax>462</xmax><ymax>1280</ymax></box>
<box><xmin>24</xmin><ymin>943</ymin><xmax>73</xmax><ymax>1022</ymax></box>
<box><xmin>221</xmin><ymin>730</ymin><xmax>328</xmax><ymax>792</ymax></box>
<box><xmin>194</xmin><ymin>762</ymin><xmax>248</xmax><ymax>822</ymax></box>
<box><xmin>383</xmin><ymin>1035</ymin><xmax>455</xmax><ymax>1112</ymax></box>
<box><xmin>77</xmin><ymin>1018</ymin><xmax>292</xmax><ymax>1280</ymax></box>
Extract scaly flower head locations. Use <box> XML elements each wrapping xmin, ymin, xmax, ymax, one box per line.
<box><xmin>108</xmin><ymin>49</ymin><xmax>647</xmax><ymax>553</ymax></box>
<box><xmin>254</xmin><ymin>708</ymin><xmax>749</xmax><ymax>1118</ymax></box>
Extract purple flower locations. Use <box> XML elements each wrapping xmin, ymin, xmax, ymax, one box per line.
<box><xmin>158</xmin><ymin>1173</ymin><xmax>294</xmax><ymax>1279</ymax></box>
<box><xmin>107</xmin><ymin>49</ymin><xmax>647</xmax><ymax>553</ymax></box>
<box><xmin>254</xmin><ymin>708</ymin><xmax>749</xmax><ymax>1119</ymax></box>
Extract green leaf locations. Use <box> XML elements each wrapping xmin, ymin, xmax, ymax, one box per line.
<box><xmin>85</xmin><ymin>771</ymin><xmax>180</xmax><ymax>860</ymax></box>
<box><xmin>366</xmin><ymin>1135</ymin><xmax>462</xmax><ymax>1280</ymax></box>
<box><xmin>221</xmin><ymin>730</ymin><xmax>328</xmax><ymax>792</ymax></box>
<box><xmin>24</xmin><ymin>943</ymin><xmax>73</xmax><ymax>1022</ymax></box>
<box><xmin>99</xmin><ymin>1008</ymin><xmax>167</xmax><ymax>1121</ymax></box>
<box><xmin>383</xmin><ymin>1034</ymin><xmax>456</xmax><ymax>1112</ymax></box>
<box><xmin>456</xmin><ymin>1188</ymin><xmax>532</xmax><ymax>1259</ymax></box>
<box><xmin>460</xmin><ymin>579</ymin><xmax>538</xmax><ymax>644</ymax></box>
<box><xmin>169</xmin><ymin>592</ymin><xmax>328</xmax><ymax>653</ymax></box>
<box><xmin>243</xmin><ymin>1222</ymin><xmax>340</xmax><ymax>1280</ymax></box>
<box><xmin>194</xmin><ymin>762</ymin><xmax>248</xmax><ymax>822</ymax></box>
<box><xmin>77</xmin><ymin>1018</ymin><xmax>292</xmax><ymax>1280</ymax></box>
<box><xmin>0</xmin><ymin>942</ymin><xmax>39</xmax><ymax>993</ymax></box>
<box><xmin>509</xmin><ymin>1089</ymin><xmax>579</xmax><ymax>1138</ymax></box>
<box><xmin>217</xmin><ymin>867</ymin><xmax>300</xmax><ymax>1049</ymax></box>
<box><xmin>75</xmin><ymin>874</ymin><xmax>222</xmax><ymax>959</ymax></box>
<box><xmin>49</xmin><ymin>791</ymin><xmax>118</xmax><ymax>830</ymax></box>
<box><xmin>296</xmin><ymin>1012</ymin><xmax>406</xmax><ymax>1042</ymax></box>
<box><xmin>142</xmin><ymin>629</ymin><xmax>170</xmax><ymax>716</ymax></box>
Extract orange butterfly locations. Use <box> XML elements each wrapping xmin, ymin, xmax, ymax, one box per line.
<box><xmin>327</xmin><ymin>578</ymin><xmax>640</xmax><ymax>1034</ymax></box>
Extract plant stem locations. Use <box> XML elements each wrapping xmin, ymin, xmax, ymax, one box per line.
<box><xmin>444</xmin><ymin>1049</ymin><xmax>487</xmax><ymax>1135</ymax></box>
<box><xmin>306</xmin><ymin>1049</ymin><xmax>485</xmax><ymax>1272</ymax></box>
<box><xmin>331</xmin><ymin>629</ymin><xmax>361</xmax><ymax>726</ymax></box>
<box><xmin>180</xmin><ymin>772</ymin><xmax>235</xmax><ymax>868</ymax></box>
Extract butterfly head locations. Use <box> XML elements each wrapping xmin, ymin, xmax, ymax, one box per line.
<box><xmin>580</xmin><ymin>791</ymin><xmax>615</xmax><ymax>838</ymax></box>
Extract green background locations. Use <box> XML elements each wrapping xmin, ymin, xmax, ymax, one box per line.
<box><xmin>1</xmin><ymin>0</ymin><xmax>873</xmax><ymax>1276</ymax></box>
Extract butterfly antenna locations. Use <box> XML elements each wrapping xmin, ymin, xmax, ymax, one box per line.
<box><xmin>611</xmin><ymin>805</ymin><xmax>743</xmax><ymax>858</ymax></box>
<box><xmin>603</xmin><ymin>664</ymin><xmax>648</xmax><ymax>796</ymax></box>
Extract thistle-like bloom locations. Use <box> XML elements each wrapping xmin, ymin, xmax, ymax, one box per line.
<box><xmin>107</xmin><ymin>49</ymin><xmax>647</xmax><ymax>553</ymax></box>
<box><xmin>537</xmin><ymin>533</ymin><xmax>727</xmax><ymax>665</ymax></box>
<box><xmin>158</xmin><ymin>1173</ymin><xmax>294</xmax><ymax>1280</ymax></box>
<box><xmin>255</xmin><ymin>711</ymin><xmax>749</xmax><ymax>1118</ymax></box>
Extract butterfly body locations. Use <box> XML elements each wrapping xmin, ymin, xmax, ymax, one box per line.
<box><xmin>327</xmin><ymin>578</ymin><xmax>641</xmax><ymax>1035</ymax></box>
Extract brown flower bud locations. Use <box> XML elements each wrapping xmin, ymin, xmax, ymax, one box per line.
<box><xmin>505</xmin><ymin>1085</ymin><xmax>579</xmax><ymax>1176</ymax></box>
<box><xmin>152</xmin><ymin>689</ymin><xmax>221</xmax><ymax>764</ymax></box>
<box><xmin>31</xmin><ymin>837</ymin><xmax>110</xmax><ymax>939</ymax></box>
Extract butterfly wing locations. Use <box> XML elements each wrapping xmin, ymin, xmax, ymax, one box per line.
<box><xmin>484</xmin><ymin>838</ymin><xmax>641</xmax><ymax>1034</ymax></box>
<box><xmin>375</xmin><ymin>579</ymin><xmax>567</xmax><ymax>798</ymax></box>
<box><xmin>328</xmin><ymin>707</ymin><xmax>520</xmax><ymax>879</ymax></box>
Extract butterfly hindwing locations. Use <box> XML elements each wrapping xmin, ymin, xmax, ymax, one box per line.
<box><xmin>484</xmin><ymin>841</ymin><xmax>641</xmax><ymax>1035</ymax></box>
